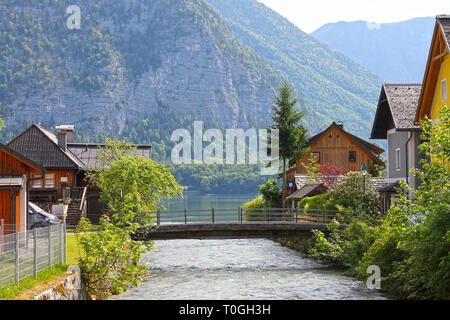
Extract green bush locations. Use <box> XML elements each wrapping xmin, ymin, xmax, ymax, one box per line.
<box><xmin>259</xmin><ymin>179</ymin><xmax>282</xmax><ymax>207</ymax></box>
<box><xmin>298</xmin><ymin>193</ymin><xmax>336</xmax><ymax>211</ymax></box>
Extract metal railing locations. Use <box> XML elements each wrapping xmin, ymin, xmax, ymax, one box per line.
<box><xmin>0</xmin><ymin>223</ymin><xmax>66</xmax><ymax>289</ymax></box>
<box><xmin>135</xmin><ymin>208</ymin><xmax>340</xmax><ymax>226</ymax></box>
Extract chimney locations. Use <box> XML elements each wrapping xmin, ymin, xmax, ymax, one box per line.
<box><xmin>56</xmin><ymin>125</ymin><xmax>75</xmax><ymax>150</ymax></box>
<box><xmin>336</xmin><ymin>121</ymin><xmax>344</xmax><ymax>130</ymax></box>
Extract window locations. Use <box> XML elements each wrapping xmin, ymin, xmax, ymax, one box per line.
<box><xmin>44</xmin><ymin>173</ymin><xmax>55</xmax><ymax>188</ymax></box>
<box><xmin>395</xmin><ymin>148</ymin><xmax>401</xmax><ymax>171</ymax></box>
<box><xmin>313</xmin><ymin>152</ymin><xmax>320</xmax><ymax>163</ymax></box>
<box><xmin>442</xmin><ymin>79</ymin><xmax>447</xmax><ymax>102</ymax></box>
<box><xmin>31</xmin><ymin>175</ymin><xmax>42</xmax><ymax>188</ymax></box>
<box><xmin>349</xmin><ymin>151</ymin><xmax>357</xmax><ymax>163</ymax></box>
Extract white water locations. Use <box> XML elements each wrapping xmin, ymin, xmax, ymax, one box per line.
<box><xmin>111</xmin><ymin>238</ymin><xmax>386</xmax><ymax>300</ymax></box>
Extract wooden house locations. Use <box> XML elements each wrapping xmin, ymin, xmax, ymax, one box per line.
<box><xmin>416</xmin><ymin>15</ymin><xmax>450</xmax><ymax>123</ymax></box>
<box><xmin>286</xmin><ymin>122</ymin><xmax>384</xmax><ymax>183</ymax></box>
<box><xmin>0</xmin><ymin>143</ymin><xmax>44</xmax><ymax>233</ymax></box>
<box><xmin>7</xmin><ymin>124</ymin><xmax>151</xmax><ymax>225</ymax></box>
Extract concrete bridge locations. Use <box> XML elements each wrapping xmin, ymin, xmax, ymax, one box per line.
<box><xmin>132</xmin><ymin>208</ymin><xmax>340</xmax><ymax>241</ymax></box>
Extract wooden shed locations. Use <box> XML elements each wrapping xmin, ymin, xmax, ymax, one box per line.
<box><xmin>0</xmin><ymin>143</ymin><xmax>44</xmax><ymax>233</ymax></box>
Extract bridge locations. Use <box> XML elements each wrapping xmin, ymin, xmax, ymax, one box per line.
<box><xmin>132</xmin><ymin>208</ymin><xmax>341</xmax><ymax>241</ymax></box>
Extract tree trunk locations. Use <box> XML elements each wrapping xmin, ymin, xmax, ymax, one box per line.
<box><xmin>282</xmin><ymin>158</ymin><xmax>287</xmax><ymax>208</ymax></box>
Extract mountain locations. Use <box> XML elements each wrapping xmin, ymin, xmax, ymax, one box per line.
<box><xmin>311</xmin><ymin>17</ymin><xmax>435</xmax><ymax>83</ymax></box>
<box><xmin>0</xmin><ymin>0</ymin><xmax>383</xmax><ymax>149</ymax></box>
<box><xmin>0</xmin><ymin>0</ymin><xmax>280</xmax><ymax>142</ymax></box>
<box><xmin>204</xmin><ymin>0</ymin><xmax>383</xmax><ymax>136</ymax></box>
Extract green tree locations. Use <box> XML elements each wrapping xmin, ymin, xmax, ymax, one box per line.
<box><xmin>259</xmin><ymin>179</ymin><xmax>282</xmax><ymax>207</ymax></box>
<box><xmin>76</xmin><ymin>154</ymin><xmax>183</xmax><ymax>298</ymax></box>
<box><xmin>270</xmin><ymin>80</ymin><xmax>309</xmax><ymax>207</ymax></box>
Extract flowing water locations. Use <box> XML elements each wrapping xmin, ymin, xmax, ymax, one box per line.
<box><xmin>112</xmin><ymin>193</ymin><xmax>386</xmax><ymax>300</ymax></box>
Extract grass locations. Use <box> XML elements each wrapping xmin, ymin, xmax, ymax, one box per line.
<box><xmin>0</xmin><ymin>264</ymin><xmax>68</xmax><ymax>300</ymax></box>
<box><xmin>0</xmin><ymin>234</ymin><xmax>82</xmax><ymax>300</ymax></box>
<box><xmin>66</xmin><ymin>234</ymin><xmax>82</xmax><ymax>266</ymax></box>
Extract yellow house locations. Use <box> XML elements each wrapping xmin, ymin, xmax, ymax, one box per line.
<box><xmin>416</xmin><ymin>15</ymin><xmax>450</xmax><ymax>123</ymax></box>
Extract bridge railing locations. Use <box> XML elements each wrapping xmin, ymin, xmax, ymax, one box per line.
<box><xmin>135</xmin><ymin>208</ymin><xmax>340</xmax><ymax>226</ymax></box>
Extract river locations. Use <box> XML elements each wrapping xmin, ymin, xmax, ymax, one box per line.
<box><xmin>111</xmin><ymin>192</ymin><xmax>386</xmax><ymax>300</ymax></box>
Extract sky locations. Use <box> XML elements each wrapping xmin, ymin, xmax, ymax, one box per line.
<box><xmin>257</xmin><ymin>0</ymin><xmax>449</xmax><ymax>33</ymax></box>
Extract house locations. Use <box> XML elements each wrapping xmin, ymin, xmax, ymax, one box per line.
<box><xmin>7</xmin><ymin>124</ymin><xmax>151</xmax><ymax>225</ymax></box>
<box><xmin>284</xmin><ymin>122</ymin><xmax>385</xmax><ymax>195</ymax></box>
<box><xmin>370</xmin><ymin>84</ymin><xmax>423</xmax><ymax>189</ymax></box>
<box><xmin>0</xmin><ymin>143</ymin><xmax>44</xmax><ymax>234</ymax></box>
<box><xmin>416</xmin><ymin>15</ymin><xmax>450</xmax><ymax>123</ymax></box>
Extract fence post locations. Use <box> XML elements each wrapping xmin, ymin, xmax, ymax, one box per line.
<box><xmin>59</xmin><ymin>223</ymin><xmax>63</xmax><ymax>264</ymax></box>
<box><xmin>15</xmin><ymin>231</ymin><xmax>19</xmax><ymax>284</ymax></box>
<box><xmin>184</xmin><ymin>208</ymin><xmax>187</xmax><ymax>224</ymax></box>
<box><xmin>48</xmin><ymin>225</ymin><xmax>52</xmax><ymax>268</ymax></box>
<box><xmin>240</xmin><ymin>208</ymin><xmax>243</xmax><ymax>223</ymax></box>
<box><xmin>63</xmin><ymin>223</ymin><xmax>66</xmax><ymax>264</ymax></box>
<box><xmin>267</xmin><ymin>209</ymin><xmax>271</xmax><ymax>223</ymax></box>
<box><xmin>33</xmin><ymin>228</ymin><xmax>37</xmax><ymax>280</ymax></box>
<box><xmin>212</xmin><ymin>208</ymin><xmax>215</xmax><ymax>224</ymax></box>
<box><xmin>323</xmin><ymin>212</ymin><xmax>326</xmax><ymax>223</ymax></box>
<box><xmin>157</xmin><ymin>209</ymin><xmax>160</xmax><ymax>226</ymax></box>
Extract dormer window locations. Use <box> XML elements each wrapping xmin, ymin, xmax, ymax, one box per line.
<box><xmin>442</xmin><ymin>79</ymin><xmax>447</xmax><ymax>102</ymax></box>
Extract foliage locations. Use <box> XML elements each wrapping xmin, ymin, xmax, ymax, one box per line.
<box><xmin>85</xmin><ymin>137</ymin><xmax>137</xmax><ymax>187</ymax></box>
<box><xmin>298</xmin><ymin>193</ymin><xmax>336</xmax><ymax>211</ymax></box>
<box><xmin>317</xmin><ymin>163</ymin><xmax>345</xmax><ymax>188</ymax></box>
<box><xmin>301</xmin><ymin>153</ymin><xmax>321</xmax><ymax>184</ymax></box>
<box><xmin>258</xmin><ymin>179</ymin><xmax>282</xmax><ymax>207</ymax></box>
<box><xmin>76</xmin><ymin>216</ymin><xmax>148</xmax><ymax>299</ymax></box>
<box><xmin>270</xmin><ymin>79</ymin><xmax>309</xmax><ymax>204</ymax></box>
<box><xmin>309</xmin><ymin>219</ymin><xmax>376</xmax><ymax>274</ymax></box>
<box><xmin>309</xmin><ymin>106</ymin><xmax>450</xmax><ymax>299</ymax></box>
<box><xmin>298</xmin><ymin>171</ymin><xmax>381</xmax><ymax>218</ymax></box>
<box><xmin>327</xmin><ymin>172</ymin><xmax>382</xmax><ymax>218</ymax></box>
<box><xmin>97</xmin><ymin>155</ymin><xmax>183</xmax><ymax>214</ymax></box>
<box><xmin>76</xmin><ymin>140</ymin><xmax>183</xmax><ymax>298</ymax></box>
<box><xmin>242</xmin><ymin>194</ymin><xmax>266</xmax><ymax>210</ymax></box>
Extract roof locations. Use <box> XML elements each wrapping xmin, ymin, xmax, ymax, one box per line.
<box><xmin>0</xmin><ymin>175</ymin><xmax>25</xmax><ymax>189</ymax></box>
<box><xmin>377</xmin><ymin>181</ymin><xmax>401</xmax><ymax>193</ymax></box>
<box><xmin>288</xmin><ymin>183</ymin><xmax>328</xmax><ymax>200</ymax></box>
<box><xmin>371</xmin><ymin>84</ymin><xmax>422</xmax><ymax>139</ymax></box>
<box><xmin>307</xmin><ymin>122</ymin><xmax>384</xmax><ymax>154</ymax></box>
<box><xmin>7</xmin><ymin>124</ymin><xmax>85</xmax><ymax>170</ymax></box>
<box><xmin>0</xmin><ymin>143</ymin><xmax>44</xmax><ymax>174</ymax></box>
<box><xmin>68</xmin><ymin>143</ymin><xmax>152</xmax><ymax>170</ymax></box>
<box><xmin>438</xmin><ymin>15</ymin><xmax>450</xmax><ymax>48</ymax></box>
<box><xmin>294</xmin><ymin>174</ymin><xmax>388</xmax><ymax>193</ymax></box>
<box><xmin>299</xmin><ymin>122</ymin><xmax>385</xmax><ymax>167</ymax></box>
<box><xmin>416</xmin><ymin>16</ymin><xmax>450</xmax><ymax>121</ymax></box>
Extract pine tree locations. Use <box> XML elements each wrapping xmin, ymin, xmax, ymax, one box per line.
<box><xmin>270</xmin><ymin>80</ymin><xmax>309</xmax><ymax>207</ymax></box>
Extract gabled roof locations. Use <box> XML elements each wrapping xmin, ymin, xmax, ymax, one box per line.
<box><xmin>287</xmin><ymin>183</ymin><xmax>328</xmax><ymax>200</ymax></box>
<box><xmin>371</xmin><ymin>84</ymin><xmax>422</xmax><ymax>139</ymax></box>
<box><xmin>301</xmin><ymin>122</ymin><xmax>384</xmax><ymax>167</ymax></box>
<box><xmin>68</xmin><ymin>143</ymin><xmax>152</xmax><ymax>170</ymax></box>
<box><xmin>0</xmin><ymin>143</ymin><xmax>44</xmax><ymax>174</ymax></box>
<box><xmin>7</xmin><ymin>124</ymin><xmax>86</xmax><ymax>170</ymax></box>
<box><xmin>416</xmin><ymin>15</ymin><xmax>450</xmax><ymax>121</ymax></box>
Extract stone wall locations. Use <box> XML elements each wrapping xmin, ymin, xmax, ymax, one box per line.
<box><xmin>34</xmin><ymin>272</ymin><xmax>87</xmax><ymax>300</ymax></box>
